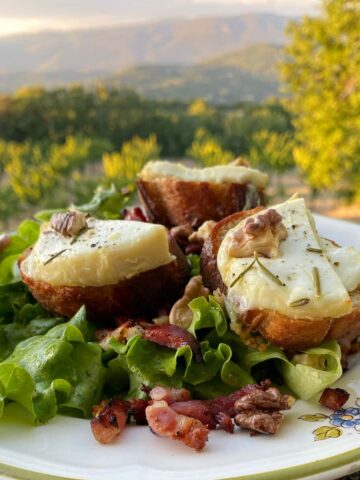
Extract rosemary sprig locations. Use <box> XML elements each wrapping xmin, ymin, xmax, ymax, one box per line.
<box><xmin>230</xmin><ymin>259</ymin><xmax>256</xmax><ymax>287</ymax></box>
<box><xmin>289</xmin><ymin>298</ymin><xmax>310</xmax><ymax>307</ymax></box>
<box><xmin>255</xmin><ymin>253</ymin><xmax>286</xmax><ymax>287</ymax></box>
<box><xmin>43</xmin><ymin>248</ymin><xmax>67</xmax><ymax>265</ymax></box>
<box><xmin>313</xmin><ymin>266</ymin><xmax>322</xmax><ymax>298</ymax></box>
<box><xmin>306</xmin><ymin>247</ymin><xmax>323</xmax><ymax>253</ymax></box>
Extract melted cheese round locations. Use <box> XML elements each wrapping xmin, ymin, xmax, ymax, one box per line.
<box><xmin>138</xmin><ymin>160</ymin><xmax>268</xmax><ymax>188</ymax></box>
<box><xmin>218</xmin><ymin>198</ymin><xmax>353</xmax><ymax>320</ymax></box>
<box><xmin>21</xmin><ymin>218</ymin><xmax>175</xmax><ymax>287</ymax></box>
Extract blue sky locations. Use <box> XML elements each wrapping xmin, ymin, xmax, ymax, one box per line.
<box><xmin>0</xmin><ymin>0</ymin><xmax>320</xmax><ymax>36</ymax></box>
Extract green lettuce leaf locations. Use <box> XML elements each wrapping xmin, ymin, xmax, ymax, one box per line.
<box><xmin>187</xmin><ymin>254</ymin><xmax>200</xmax><ymax>277</ymax></box>
<box><xmin>0</xmin><ymin>219</ymin><xmax>40</xmax><ymax>285</ymax></box>
<box><xmin>0</xmin><ymin>301</ymin><xmax>64</xmax><ymax>361</ymax></box>
<box><xmin>279</xmin><ymin>341</ymin><xmax>342</xmax><ymax>400</ymax></box>
<box><xmin>106</xmin><ymin>296</ymin><xmax>343</xmax><ymax>401</ymax></box>
<box><xmin>106</xmin><ymin>297</ymin><xmax>254</xmax><ymax>399</ymax></box>
<box><xmin>34</xmin><ymin>184</ymin><xmax>136</xmax><ymax>222</ymax></box>
<box><xmin>0</xmin><ymin>306</ymin><xmax>105</xmax><ymax>423</ymax></box>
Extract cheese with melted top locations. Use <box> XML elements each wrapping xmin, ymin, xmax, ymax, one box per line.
<box><xmin>138</xmin><ymin>160</ymin><xmax>268</xmax><ymax>188</ymax></box>
<box><xmin>21</xmin><ymin>218</ymin><xmax>175</xmax><ymax>287</ymax></box>
<box><xmin>321</xmin><ymin>238</ymin><xmax>360</xmax><ymax>293</ymax></box>
<box><xmin>218</xmin><ymin>198</ymin><xmax>354</xmax><ymax>320</ymax></box>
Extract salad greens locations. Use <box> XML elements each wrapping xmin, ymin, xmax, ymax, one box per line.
<box><xmin>0</xmin><ymin>186</ymin><xmax>345</xmax><ymax>425</ymax></box>
<box><xmin>104</xmin><ymin>297</ymin><xmax>342</xmax><ymax>401</ymax></box>
<box><xmin>0</xmin><ymin>219</ymin><xmax>40</xmax><ymax>285</ymax></box>
<box><xmin>0</xmin><ymin>306</ymin><xmax>105</xmax><ymax>423</ymax></box>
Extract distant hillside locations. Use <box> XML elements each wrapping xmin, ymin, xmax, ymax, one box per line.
<box><xmin>0</xmin><ymin>14</ymin><xmax>289</xmax><ymax>76</ymax></box>
<box><xmin>104</xmin><ymin>44</ymin><xmax>283</xmax><ymax>103</ymax></box>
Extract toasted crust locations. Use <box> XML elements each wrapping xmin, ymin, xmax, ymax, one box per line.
<box><xmin>137</xmin><ymin>178</ymin><xmax>264</xmax><ymax>228</ymax></box>
<box><xmin>201</xmin><ymin>210</ymin><xmax>360</xmax><ymax>350</ymax></box>
<box><xmin>19</xmin><ymin>236</ymin><xmax>189</xmax><ymax>321</ymax></box>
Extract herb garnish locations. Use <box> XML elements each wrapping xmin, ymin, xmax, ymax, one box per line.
<box><xmin>230</xmin><ymin>252</ymin><xmax>286</xmax><ymax>288</ymax></box>
<box><xmin>306</xmin><ymin>247</ymin><xmax>323</xmax><ymax>253</ymax></box>
<box><xmin>255</xmin><ymin>253</ymin><xmax>286</xmax><ymax>287</ymax></box>
<box><xmin>312</xmin><ymin>266</ymin><xmax>322</xmax><ymax>298</ymax></box>
<box><xmin>43</xmin><ymin>248</ymin><xmax>67</xmax><ymax>265</ymax></box>
<box><xmin>230</xmin><ymin>259</ymin><xmax>256</xmax><ymax>287</ymax></box>
<box><xmin>289</xmin><ymin>298</ymin><xmax>310</xmax><ymax>307</ymax></box>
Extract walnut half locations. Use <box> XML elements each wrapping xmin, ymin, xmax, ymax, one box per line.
<box><xmin>229</xmin><ymin>209</ymin><xmax>287</xmax><ymax>258</ymax></box>
<box><xmin>169</xmin><ymin>275</ymin><xmax>210</xmax><ymax>329</ymax></box>
<box><xmin>50</xmin><ymin>210</ymin><xmax>87</xmax><ymax>237</ymax></box>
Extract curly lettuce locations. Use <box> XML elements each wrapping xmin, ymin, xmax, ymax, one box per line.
<box><xmin>0</xmin><ymin>306</ymin><xmax>105</xmax><ymax>423</ymax></box>
<box><xmin>106</xmin><ymin>296</ymin><xmax>343</xmax><ymax>401</ymax></box>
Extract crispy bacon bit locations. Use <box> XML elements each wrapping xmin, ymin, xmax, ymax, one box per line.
<box><xmin>172</xmin><ymin>401</ymin><xmax>216</xmax><ymax>429</ymax></box>
<box><xmin>150</xmin><ymin>386</ymin><xmax>191</xmax><ymax>404</ymax></box>
<box><xmin>170</xmin><ymin>224</ymin><xmax>194</xmax><ymax>251</ymax></box>
<box><xmin>234</xmin><ymin>387</ymin><xmax>295</xmax><ymax>412</ymax></box>
<box><xmin>169</xmin><ymin>275</ymin><xmax>210</xmax><ymax>330</ymax></box>
<box><xmin>234</xmin><ymin>411</ymin><xmax>284</xmax><ymax>435</ymax></box>
<box><xmin>229</xmin><ymin>208</ymin><xmax>287</xmax><ymax>259</ymax></box>
<box><xmin>145</xmin><ymin>401</ymin><xmax>209</xmax><ymax>451</ymax></box>
<box><xmin>142</xmin><ymin>323</ymin><xmax>202</xmax><ymax>362</ymax></box>
<box><xmin>319</xmin><ymin>387</ymin><xmax>350</xmax><ymax>410</ymax></box>
<box><xmin>91</xmin><ymin>399</ymin><xmax>130</xmax><ymax>444</ymax></box>
<box><xmin>50</xmin><ymin>210</ymin><xmax>87</xmax><ymax>237</ymax></box>
<box><xmin>215</xmin><ymin>412</ymin><xmax>234</xmax><ymax>433</ymax></box>
<box><xmin>0</xmin><ymin>234</ymin><xmax>11</xmax><ymax>252</ymax></box>
<box><xmin>122</xmin><ymin>206</ymin><xmax>147</xmax><ymax>222</ymax></box>
<box><xmin>96</xmin><ymin>320</ymin><xmax>144</xmax><ymax>350</ymax></box>
<box><xmin>129</xmin><ymin>398</ymin><xmax>149</xmax><ymax>425</ymax></box>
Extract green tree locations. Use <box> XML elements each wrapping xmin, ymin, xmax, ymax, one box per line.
<box><xmin>282</xmin><ymin>0</ymin><xmax>360</xmax><ymax>199</ymax></box>
<box><xmin>248</xmin><ymin>130</ymin><xmax>295</xmax><ymax>173</ymax></box>
<box><xmin>103</xmin><ymin>134</ymin><xmax>160</xmax><ymax>181</ymax></box>
<box><xmin>187</xmin><ymin>128</ymin><xmax>234</xmax><ymax>166</ymax></box>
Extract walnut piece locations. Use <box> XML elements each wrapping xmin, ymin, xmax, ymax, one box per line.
<box><xmin>234</xmin><ymin>387</ymin><xmax>295</xmax><ymax>412</ymax></box>
<box><xmin>234</xmin><ymin>411</ymin><xmax>284</xmax><ymax>434</ymax></box>
<box><xmin>189</xmin><ymin>220</ymin><xmax>216</xmax><ymax>244</ymax></box>
<box><xmin>229</xmin><ymin>209</ymin><xmax>287</xmax><ymax>258</ymax></box>
<box><xmin>169</xmin><ymin>275</ymin><xmax>210</xmax><ymax>329</ymax></box>
<box><xmin>50</xmin><ymin>210</ymin><xmax>87</xmax><ymax>237</ymax></box>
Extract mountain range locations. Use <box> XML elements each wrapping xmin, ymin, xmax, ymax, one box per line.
<box><xmin>0</xmin><ymin>14</ymin><xmax>291</xmax><ymax>102</ymax></box>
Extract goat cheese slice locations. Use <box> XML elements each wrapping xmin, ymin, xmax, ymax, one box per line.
<box><xmin>217</xmin><ymin>198</ymin><xmax>352</xmax><ymax>320</ymax></box>
<box><xmin>21</xmin><ymin>218</ymin><xmax>175</xmax><ymax>287</ymax></box>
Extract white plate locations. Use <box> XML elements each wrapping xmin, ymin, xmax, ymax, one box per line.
<box><xmin>1</xmin><ymin>215</ymin><xmax>360</xmax><ymax>480</ymax></box>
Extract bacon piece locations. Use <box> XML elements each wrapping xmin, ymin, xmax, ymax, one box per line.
<box><xmin>234</xmin><ymin>411</ymin><xmax>284</xmax><ymax>434</ymax></box>
<box><xmin>319</xmin><ymin>387</ymin><xmax>350</xmax><ymax>410</ymax></box>
<box><xmin>142</xmin><ymin>324</ymin><xmax>202</xmax><ymax>362</ymax></box>
<box><xmin>171</xmin><ymin>400</ymin><xmax>216</xmax><ymax>429</ymax></box>
<box><xmin>234</xmin><ymin>387</ymin><xmax>295</xmax><ymax>412</ymax></box>
<box><xmin>145</xmin><ymin>401</ymin><xmax>209</xmax><ymax>451</ymax></box>
<box><xmin>121</xmin><ymin>206</ymin><xmax>148</xmax><ymax>222</ymax></box>
<box><xmin>150</xmin><ymin>386</ymin><xmax>191</xmax><ymax>404</ymax></box>
<box><xmin>91</xmin><ymin>399</ymin><xmax>130</xmax><ymax>444</ymax></box>
<box><xmin>170</xmin><ymin>224</ymin><xmax>194</xmax><ymax>251</ymax></box>
<box><xmin>215</xmin><ymin>412</ymin><xmax>234</xmax><ymax>433</ymax></box>
<box><xmin>129</xmin><ymin>398</ymin><xmax>149</xmax><ymax>425</ymax></box>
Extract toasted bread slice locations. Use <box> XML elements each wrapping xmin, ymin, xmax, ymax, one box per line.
<box><xmin>137</xmin><ymin>178</ymin><xmax>264</xmax><ymax>228</ymax></box>
<box><xmin>201</xmin><ymin>210</ymin><xmax>360</xmax><ymax>351</ymax></box>
<box><xmin>19</xmin><ymin>235</ymin><xmax>189</xmax><ymax>321</ymax></box>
